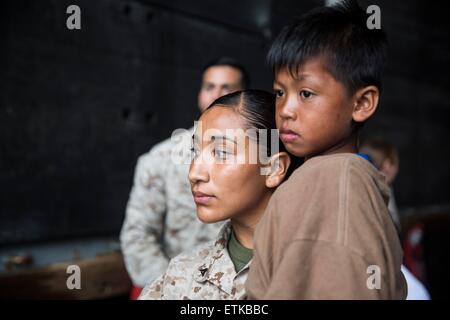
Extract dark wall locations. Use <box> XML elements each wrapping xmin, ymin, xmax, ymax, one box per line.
<box><xmin>359</xmin><ymin>0</ymin><xmax>450</xmax><ymax>208</ymax></box>
<box><xmin>1</xmin><ymin>0</ymin><xmax>449</xmax><ymax>246</ymax></box>
<box><xmin>0</xmin><ymin>0</ymin><xmax>276</xmax><ymax>245</ymax></box>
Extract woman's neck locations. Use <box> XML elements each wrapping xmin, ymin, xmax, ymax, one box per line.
<box><xmin>230</xmin><ymin>220</ymin><xmax>255</xmax><ymax>249</ymax></box>
<box><xmin>230</xmin><ymin>192</ymin><xmax>272</xmax><ymax>249</ymax></box>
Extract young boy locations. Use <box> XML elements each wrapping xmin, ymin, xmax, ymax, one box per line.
<box><xmin>245</xmin><ymin>0</ymin><xmax>407</xmax><ymax>299</ymax></box>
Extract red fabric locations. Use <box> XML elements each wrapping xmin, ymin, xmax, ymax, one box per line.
<box><xmin>403</xmin><ymin>224</ymin><xmax>426</xmax><ymax>282</ymax></box>
<box><xmin>129</xmin><ymin>285</ymin><xmax>143</xmax><ymax>300</ymax></box>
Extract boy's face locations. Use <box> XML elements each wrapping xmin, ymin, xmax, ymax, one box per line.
<box><xmin>273</xmin><ymin>58</ymin><xmax>356</xmax><ymax>158</ymax></box>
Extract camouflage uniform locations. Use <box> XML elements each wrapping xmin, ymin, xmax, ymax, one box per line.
<box><xmin>138</xmin><ymin>222</ymin><xmax>249</xmax><ymax>300</ymax></box>
<box><xmin>120</xmin><ymin>128</ymin><xmax>223</xmax><ymax>287</ymax></box>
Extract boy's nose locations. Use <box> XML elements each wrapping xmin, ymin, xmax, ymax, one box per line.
<box><xmin>278</xmin><ymin>99</ymin><xmax>297</xmax><ymax>120</ymax></box>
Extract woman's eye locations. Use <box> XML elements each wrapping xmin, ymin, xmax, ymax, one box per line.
<box><xmin>300</xmin><ymin>90</ymin><xmax>314</xmax><ymax>99</ymax></box>
<box><xmin>190</xmin><ymin>147</ymin><xmax>200</xmax><ymax>158</ymax></box>
<box><xmin>274</xmin><ymin>89</ymin><xmax>284</xmax><ymax>98</ymax></box>
<box><xmin>214</xmin><ymin>149</ymin><xmax>229</xmax><ymax>160</ymax></box>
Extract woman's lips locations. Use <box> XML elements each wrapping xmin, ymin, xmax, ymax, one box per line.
<box><xmin>280</xmin><ymin>129</ymin><xmax>299</xmax><ymax>143</ymax></box>
<box><xmin>192</xmin><ymin>191</ymin><xmax>215</xmax><ymax>205</ymax></box>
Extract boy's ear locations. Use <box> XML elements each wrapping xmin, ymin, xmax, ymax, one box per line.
<box><xmin>352</xmin><ymin>85</ymin><xmax>380</xmax><ymax>123</ymax></box>
<box><xmin>265</xmin><ymin>152</ymin><xmax>291</xmax><ymax>189</ymax></box>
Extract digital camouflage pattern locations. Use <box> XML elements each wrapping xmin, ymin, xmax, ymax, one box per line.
<box><xmin>139</xmin><ymin>222</ymin><xmax>249</xmax><ymax>300</ymax></box>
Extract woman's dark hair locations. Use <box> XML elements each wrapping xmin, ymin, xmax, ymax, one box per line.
<box><xmin>206</xmin><ymin>89</ymin><xmax>302</xmax><ymax>178</ymax></box>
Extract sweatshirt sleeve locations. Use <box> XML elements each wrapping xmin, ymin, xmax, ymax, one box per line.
<box><xmin>246</xmin><ymin>155</ymin><xmax>407</xmax><ymax>300</ymax></box>
<box><xmin>262</xmin><ymin>239</ymin><xmax>388</xmax><ymax>299</ymax></box>
<box><xmin>245</xmin><ymin>193</ymin><xmax>278</xmax><ymax>300</ymax></box>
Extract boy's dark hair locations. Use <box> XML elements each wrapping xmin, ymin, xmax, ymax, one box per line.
<box><xmin>207</xmin><ymin>90</ymin><xmax>303</xmax><ymax>178</ymax></box>
<box><xmin>267</xmin><ymin>0</ymin><xmax>388</xmax><ymax>95</ymax></box>
<box><xmin>202</xmin><ymin>57</ymin><xmax>250</xmax><ymax>89</ymax></box>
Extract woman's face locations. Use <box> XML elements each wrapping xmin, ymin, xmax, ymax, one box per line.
<box><xmin>189</xmin><ymin>107</ymin><xmax>272</xmax><ymax>224</ymax></box>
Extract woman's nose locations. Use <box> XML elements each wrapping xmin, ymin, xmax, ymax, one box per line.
<box><xmin>188</xmin><ymin>157</ymin><xmax>209</xmax><ymax>184</ymax></box>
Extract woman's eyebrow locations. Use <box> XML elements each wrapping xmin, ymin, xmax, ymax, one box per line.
<box><xmin>210</xmin><ymin>135</ymin><xmax>237</xmax><ymax>145</ymax></box>
<box><xmin>192</xmin><ymin>133</ymin><xmax>237</xmax><ymax>145</ymax></box>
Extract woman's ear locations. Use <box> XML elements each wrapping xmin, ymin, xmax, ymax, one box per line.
<box><xmin>352</xmin><ymin>85</ymin><xmax>380</xmax><ymax>123</ymax></box>
<box><xmin>265</xmin><ymin>152</ymin><xmax>291</xmax><ymax>188</ymax></box>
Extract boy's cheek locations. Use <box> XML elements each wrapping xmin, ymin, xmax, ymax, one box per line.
<box><xmin>284</xmin><ymin>141</ymin><xmax>306</xmax><ymax>158</ymax></box>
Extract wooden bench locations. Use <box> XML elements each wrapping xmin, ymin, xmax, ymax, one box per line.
<box><xmin>0</xmin><ymin>252</ymin><xmax>132</xmax><ymax>300</ymax></box>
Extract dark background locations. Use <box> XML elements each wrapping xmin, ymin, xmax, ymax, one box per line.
<box><xmin>1</xmin><ymin>0</ymin><xmax>449</xmax><ymax>288</ymax></box>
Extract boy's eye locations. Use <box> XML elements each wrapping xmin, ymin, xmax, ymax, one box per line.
<box><xmin>300</xmin><ymin>90</ymin><xmax>314</xmax><ymax>99</ymax></box>
<box><xmin>274</xmin><ymin>89</ymin><xmax>284</xmax><ymax>98</ymax></box>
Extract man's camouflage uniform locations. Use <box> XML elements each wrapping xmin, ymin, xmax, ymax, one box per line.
<box><xmin>120</xmin><ymin>128</ymin><xmax>223</xmax><ymax>287</ymax></box>
<box><xmin>138</xmin><ymin>222</ymin><xmax>249</xmax><ymax>300</ymax></box>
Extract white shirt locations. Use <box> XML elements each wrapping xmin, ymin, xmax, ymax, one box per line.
<box><xmin>401</xmin><ymin>265</ymin><xmax>430</xmax><ymax>300</ymax></box>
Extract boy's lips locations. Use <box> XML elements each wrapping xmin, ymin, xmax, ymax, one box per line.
<box><xmin>192</xmin><ymin>191</ymin><xmax>215</xmax><ymax>205</ymax></box>
<box><xmin>279</xmin><ymin>129</ymin><xmax>299</xmax><ymax>143</ymax></box>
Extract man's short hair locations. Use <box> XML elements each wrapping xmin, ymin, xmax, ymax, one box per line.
<box><xmin>202</xmin><ymin>57</ymin><xmax>250</xmax><ymax>89</ymax></box>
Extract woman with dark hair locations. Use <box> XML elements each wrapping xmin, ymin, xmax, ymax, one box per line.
<box><xmin>139</xmin><ymin>90</ymin><xmax>300</xmax><ymax>300</ymax></box>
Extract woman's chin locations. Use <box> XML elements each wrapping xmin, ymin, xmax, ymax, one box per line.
<box><xmin>197</xmin><ymin>209</ymin><xmax>226</xmax><ymax>224</ymax></box>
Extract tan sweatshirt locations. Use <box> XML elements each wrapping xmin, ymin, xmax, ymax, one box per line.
<box><xmin>246</xmin><ymin>153</ymin><xmax>407</xmax><ymax>299</ymax></box>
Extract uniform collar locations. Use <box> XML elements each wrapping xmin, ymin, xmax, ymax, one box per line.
<box><xmin>193</xmin><ymin>221</ymin><xmax>247</xmax><ymax>295</ymax></box>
